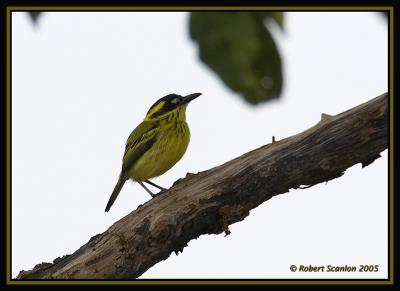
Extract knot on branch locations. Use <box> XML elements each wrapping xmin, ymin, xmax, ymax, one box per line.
<box><xmin>320</xmin><ymin>113</ymin><xmax>332</xmax><ymax>121</ymax></box>
<box><xmin>149</xmin><ymin>214</ymin><xmax>175</xmax><ymax>244</ymax></box>
<box><xmin>218</xmin><ymin>204</ymin><xmax>251</xmax><ymax>236</ymax></box>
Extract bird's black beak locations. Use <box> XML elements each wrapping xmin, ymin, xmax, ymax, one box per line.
<box><xmin>181</xmin><ymin>93</ymin><xmax>202</xmax><ymax>105</ymax></box>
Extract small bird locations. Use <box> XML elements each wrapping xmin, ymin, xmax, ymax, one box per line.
<box><xmin>105</xmin><ymin>93</ymin><xmax>201</xmax><ymax>212</ymax></box>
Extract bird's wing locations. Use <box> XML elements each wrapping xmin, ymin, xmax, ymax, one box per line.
<box><xmin>121</xmin><ymin>121</ymin><xmax>160</xmax><ymax>174</ymax></box>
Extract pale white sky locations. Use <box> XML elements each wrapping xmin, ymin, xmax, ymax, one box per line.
<box><xmin>12</xmin><ymin>11</ymin><xmax>388</xmax><ymax>279</ymax></box>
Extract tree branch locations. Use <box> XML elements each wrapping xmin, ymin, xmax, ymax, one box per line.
<box><xmin>17</xmin><ymin>92</ymin><xmax>388</xmax><ymax>279</ymax></box>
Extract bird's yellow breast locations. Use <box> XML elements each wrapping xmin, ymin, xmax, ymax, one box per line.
<box><xmin>128</xmin><ymin>121</ymin><xmax>190</xmax><ymax>181</ymax></box>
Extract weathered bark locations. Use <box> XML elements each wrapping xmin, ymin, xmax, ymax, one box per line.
<box><xmin>17</xmin><ymin>92</ymin><xmax>388</xmax><ymax>279</ymax></box>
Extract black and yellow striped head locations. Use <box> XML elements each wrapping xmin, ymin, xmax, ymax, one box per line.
<box><xmin>144</xmin><ymin>93</ymin><xmax>201</xmax><ymax>121</ymax></box>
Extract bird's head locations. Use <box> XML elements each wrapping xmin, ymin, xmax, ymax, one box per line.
<box><xmin>144</xmin><ymin>93</ymin><xmax>201</xmax><ymax>121</ymax></box>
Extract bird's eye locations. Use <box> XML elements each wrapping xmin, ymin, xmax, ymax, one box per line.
<box><xmin>171</xmin><ymin>98</ymin><xmax>179</xmax><ymax>104</ymax></box>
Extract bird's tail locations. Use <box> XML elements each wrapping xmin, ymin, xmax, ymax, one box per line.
<box><xmin>105</xmin><ymin>177</ymin><xmax>126</xmax><ymax>212</ymax></box>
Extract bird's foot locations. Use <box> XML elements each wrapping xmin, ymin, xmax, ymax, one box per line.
<box><xmin>144</xmin><ymin>180</ymin><xmax>167</xmax><ymax>191</ymax></box>
<box><xmin>150</xmin><ymin>189</ymin><xmax>167</xmax><ymax>198</ymax></box>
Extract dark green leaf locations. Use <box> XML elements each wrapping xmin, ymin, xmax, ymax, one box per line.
<box><xmin>256</xmin><ymin>12</ymin><xmax>284</xmax><ymax>29</ymax></box>
<box><xmin>190</xmin><ymin>12</ymin><xmax>283</xmax><ymax>104</ymax></box>
<box><xmin>28</xmin><ymin>12</ymin><xmax>42</xmax><ymax>24</ymax></box>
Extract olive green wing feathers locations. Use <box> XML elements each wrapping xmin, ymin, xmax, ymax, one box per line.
<box><xmin>121</xmin><ymin>121</ymin><xmax>160</xmax><ymax>174</ymax></box>
<box><xmin>105</xmin><ymin>121</ymin><xmax>159</xmax><ymax>212</ymax></box>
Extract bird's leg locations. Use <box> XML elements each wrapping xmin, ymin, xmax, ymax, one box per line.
<box><xmin>144</xmin><ymin>180</ymin><xmax>167</xmax><ymax>191</ymax></box>
<box><xmin>138</xmin><ymin>181</ymin><xmax>158</xmax><ymax>198</ymax></box>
